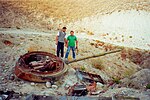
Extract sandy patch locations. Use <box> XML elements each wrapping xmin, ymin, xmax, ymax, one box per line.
<box><xmin>68</xmin><ymin>10</ymin><xmax>150</xmax><ymax>50</ymax></box>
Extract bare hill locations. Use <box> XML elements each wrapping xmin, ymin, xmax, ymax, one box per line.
<box><xmin>0</xmin><ymin>0</ymin><xmax>150</xmax><ymax>30</ymax></box>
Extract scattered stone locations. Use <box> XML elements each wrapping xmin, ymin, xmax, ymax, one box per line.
<box><xmin>64</xmin><ymin>84</ymin><xmax>70</xmax><ymax>90</ymax></box>
<box><xmin>15</xmin><ymin>83</ymin><xmax>20</xmax><ymax>86</ymax></box>
<box><xmin>64</xmin><ymin>80</ymin><xmax>74</xmax><ymax>87</ymax></box>
<box><xmin>45</xmin><ymin>81</ymin><xmax>51</xmax><ymax>88</ymax></box>
<box><xmin>9</xmin><ymin>74</ymin><xmax>15</xmax><ymax>81</ymax></box>
<box><xmin>2</xmin><ymin>78</ymin><xmax>5</xmax><ymax>81</ymax></box>
<box><xmin>97</xmin><ymin>82</ymin><xmax>104</xmax><ymax>87</ymax></box>
<box><xmin>112</xmin><ymin>94</ymin><xmax>140</xmax><ymax>100</ymax></box>
<box><xmin>90</xmin><ymin>43</ymin><xmax>95</xmax><ymax>46</ymax></box>
<box><xmin>127</xmin><ymin>69</ymin><xmax>150</xmax><ymax>89</ymax></box>
<box><xmin>87</xmin><ymin>31</ymin><xmax>94</xmax><ymax>35</ymax></box>
<box><xmin>52</xmin><ymin>85</ymin><xmax>58</xmax><ymax>89</ymax></box>
<box><xmin>140</xmin><ymin>56</ymin><xmax>150</xmax><ymax>69</ymax></box>
<box><xmin>114</xmin><ymin>37</ymin><xmax>118</xmax><ymax>40</ymax></box>
<box><xmin>19</xmin><ymin>42</ymin><xmax>24</xmax><ymax>45</ymax></box>
<box><xmin>129</xmin><ymin>36</ymin><xmax>133</xmax><ymax>38</ymax></box>
<box><xmin>29</xmin><ymin>38</ymin><xmax>33</xmax><ymax>41</ymax></box>
<box><xmin>102</xmin><ymin>33</ymin><xmax>108</xmax><ymax>36</ymax></box>
<box><xmin>20</xmin><ymin>37</ymin><xmax>25</xmax><ymax>40</ymax></box>
<box><xmin>94</xmin><ymin>44</ymin><xmax>98</xmax><ymax>48</ymax></box>
<box><xmin>9</xmin><ymin>35</ymin><xmax>14</xmax><ymax>38</ymax></box>
<box><xmin>16</xmin><ymin>26</ymin><xmax>21</xmax><ymax>29</ymax></box>
<box><xmin>146</xmin><ymin>84</ymin><xmax>150</xmax><ymax>89</ymax></box>
<box><xmin>30</xmin><ymin>82</ymin><xmax>35</xmax><ymax>86</ymax></box>
<box><xmin>90</xmin><ymin>90</ymin><xmax>102</xmax><ymax>95</ymax></box>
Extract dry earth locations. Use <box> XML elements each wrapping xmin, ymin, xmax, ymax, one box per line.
<box><xmin>0</xmin><ymin>0</ymin><xmax>150</xmax><ymax>30</ymax></box>
<box><xmin>0</xmin><ymin>0</ymin><xmax>150</xmax><ymax>99</ymax></box>
<box><xmin>0</xmin><ymin>29</ymin><xmax>149</xmax><ymax>99</ymax></box>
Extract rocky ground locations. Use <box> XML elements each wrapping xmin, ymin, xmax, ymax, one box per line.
<box><xmin>0</xmin><ymin>29</ymin><xmax>150</xmax><ymax>99</ymax></box>
<box><xmin>0</xmin><ymin>0</ymin><xmax>150</xmax><ymax>99</ymax></box>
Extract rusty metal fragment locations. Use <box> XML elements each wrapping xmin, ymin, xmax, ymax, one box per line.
<box><xmin>14</xmin><ymin>51</ymin><xmax>67</xmax><ymax>82</ymax></box>
<box><xmin>3</xmin><ymin>40</ymin><xmax>13</xmax><ymax>46</ymax></box>
<box><xmin>68</xmin><ymin>84</ymin><xmax>88</xmax><ymax>96</ymax></box>
<box><xmin>76</xmin><ymin>69</ymin><xmax>105</xmax><ymax>84</ymax></box>
<box><xmin>0</xmin><ymin>91</ymin><xmax>21</xmax><ymax>100</ymax></box>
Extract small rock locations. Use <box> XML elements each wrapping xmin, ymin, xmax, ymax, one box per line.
<box><xmin>2</xmin><ymin>78</ymin><xmax>4</xmax><ymax>80</ymax></box>
<box><xmin>20</xmin><ymin>42</ymin><xmax>24</xmax><ymax>45</ymax></box>
<box><xmin>16</xmin><ymin>26</ymin><xmax>21</xmax><ymax>29</ymax></box>
<box><xmin>46</xmin><ymin>81</ymin><xmax>51</xmax><ymax>88</ymax></box>
<box><xmin>52</xmin><ymin>85</ymin><xmax>58</xmax><ymax>89</ymax></box>
<box><xmin>20</xmin><ymin>81</ymin><xmax>25</xmax><ymax>84</ymax></box>
<box><xmin>147</xmin><ymin>89</ymin><xmax>150</xmax><ymax>92</ymax></box>
<box><xmin>90</xmin><ymin>43</ymin><xmax>95</xmax><ymax>46</ymax></box>
<box><xmin>128</xmin><ymin>69</ymin><xmax>150</xmax><ymax>89</ymax></box>
<box><xmin>31</xmin><ymin>82</ymin><xmax>35</xmax><ymax>86</ymax></box>
<box><xmin>117</xmin><ymin>84</ymin><xmax>122</xmax><ymax>88</ymax></box>
<box><xmin>87</xmin><ymin>31</ymin><xmax>94</xmax><ymax>35</ymax></box>
<box><xmin>91</xmin><ymin>90</ymin><xmax>102</xmax><ymax>95</ymax></box>
<box><xmin>9</xmin><ymin>74</ymin><xmax>15</xmax><ymax>80</ymax></box>
<box><xmin>65</xmin><ymin>80</ymin><xmax>74</xmax><ymax>87</ymax></box>
<box><xmin>129</xmin><ymin>36</ymin><xmax>132</xmax><ymax>38</ymax></box>
<box><xmin>3</xmin><ymin>40</ymin><xmax>13</xmax><ymax>46</ymax></box>
<box><xmin>64</xmin><ymin>84</ymin><xmax>70</xmax><ymax>90</ymax></box>
<box><xmin>15</xmin><ymin>84</ymin><xmax>20</xmax><ymax>86</ymax></box>
<box><xmin>97</xmin><ymin>82</ymin><xmax>104</xmax><ymax>87</ymax></box>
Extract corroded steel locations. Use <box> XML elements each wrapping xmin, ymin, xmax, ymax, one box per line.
<box><xmin>76</xmin><ymin>70</ymin><xmax>105</xmax><ymax>84</ymax></box>
<box><xmin>14</xmin><ymin>51</ymin><xmax>67</xmax><ymax>82</ymax></box>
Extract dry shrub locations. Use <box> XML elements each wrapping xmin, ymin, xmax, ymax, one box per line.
<box><xmin>87</xmin><ymin>31</ymin><xmax>94</xmax><ymax>35</ymax></box>
<box><xmin>91</xmin><ymin>58</ymin><xmax>104</xmax><ymax>70</ymax></box>
<box><xmin>27</xmin><ymin>44</ymin><xmax>50</xmax><ymax>53</ymax></box>
<box><xmin>28</xmin><ymin>45</ymin><xmax>40</xmax><ymax>52</ymax></box>
<box><xmin>123</xmin><ymin>69</ymin><xmax>136</xmax><ymax>78</ymax></box>
<box><xmin>112</xmin><ymin>77</ymin><xmax>121</xmax><ymax>84</ymax></box>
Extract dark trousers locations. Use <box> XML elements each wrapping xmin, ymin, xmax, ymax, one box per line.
<box><xmin>57</xmin><ymin>42</ymin><xmax>64</xmax><ymax>57</ymax></box>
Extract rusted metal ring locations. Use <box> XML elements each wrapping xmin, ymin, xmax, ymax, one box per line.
<box><xmin>14</xmin><ymin>51</ymin><xmax>67</xmax><ymax>82</ymax></box>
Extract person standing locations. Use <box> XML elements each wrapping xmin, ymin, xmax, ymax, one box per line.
<box><xmin>56</xmin><ymin>27</ymin><xmax>67</xmax><ymax>58</ymax></box>
<box><xmin>65</xmin><ymin>31</ymin><xmax>78</xmax><ymax>61</ymax></box>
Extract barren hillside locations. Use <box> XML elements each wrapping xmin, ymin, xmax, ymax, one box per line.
<box><xmin>0</xmin><ymin>0</ymin><xmax>150</xmax><ymax>30</ymax></box>
<box><xmin>0</xmin><ymin>0</ymin><xmax>150</xmax><ymax>99</ymax></box>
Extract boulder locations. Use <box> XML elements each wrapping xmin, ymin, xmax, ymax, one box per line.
<box><xmin>45</xmin><ymin>81</ymin><xmax>51</xmax><ymax>88</ymax></box>
<box><xmin>140</xmin><ymin>56</ymin><xmax>150</xmax><ymax>69</ymax></box>
<box><xmin>127</xmin><ymin>69</ymin><xmax>150</xmax><ymax>89</ymax></box>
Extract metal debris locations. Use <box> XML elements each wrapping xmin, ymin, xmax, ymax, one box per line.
<box><xmin>86</xmin><ymin>82</ymin><xmax>97</xmax><ymax>92</ymax></box>
<box><xmin>0</xmin><ymin>91</ymin><xmax>21</xmax><ymax>100</ymax></box>
<box><xmin>14</xmin><ymin>51</ymin><xmax>68</xmax><ymax>82</ymax></box>
<box><xmin>3</xmin><ymin>40</ymin><xmax>13</xmax><ymax>46</ymax></box>
<box><xmin>68</xmin><ymin>84</ymin><xmax>88</xmax><ymax>96</ymax></box>
<box><xmin>75</xmin><ymin>69</ymin><xmax>105</xmax><ymax>84</ymax></box>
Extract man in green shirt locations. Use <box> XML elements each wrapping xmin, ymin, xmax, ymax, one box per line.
<box><xmin>65</xmin><ymin>31</ymin><xmax>78</xmax><ymax>60</ymax></box>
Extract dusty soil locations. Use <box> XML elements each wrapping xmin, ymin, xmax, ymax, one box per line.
<box><xmin>0</xmin><ymin>29</ymin><xmax>149</xmax><ymax>99</ymax></box>
<box><xmin>0</xmin><ymin>0</ymin><xmax>150</xmax><ymax>99</ymax></box>
<box><xmin>0</xmin><ymin>0</ymin><xmax>150</xmax><ymax>30</ymax></box>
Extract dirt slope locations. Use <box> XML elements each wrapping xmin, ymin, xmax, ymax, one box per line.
<box><xmin>0</xmin><ymin>0</ymin><xmax>150</xmax><ymax>30</ymax></box>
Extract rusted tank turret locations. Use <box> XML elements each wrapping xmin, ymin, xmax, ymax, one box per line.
<box><xmin>14</xmin><ymin>51</ymin><xmax>67</xmax><ymax>82</ymax></box>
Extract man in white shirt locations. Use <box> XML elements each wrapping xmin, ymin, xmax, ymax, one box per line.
<box><xmin>55</xmin><ymin>27</ymin><xmax>67</xmax><ymax>58</ymax></box>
